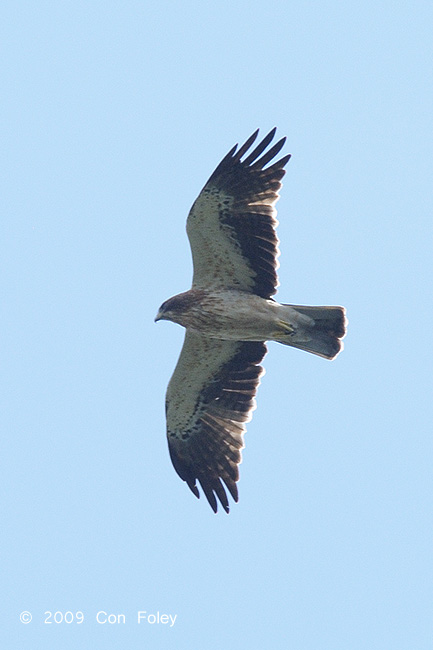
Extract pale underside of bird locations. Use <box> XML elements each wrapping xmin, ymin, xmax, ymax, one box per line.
<box><xmin>155</xmin><ymin>128</ymin><xmax>347</xmax><ymax>513</ymax></box>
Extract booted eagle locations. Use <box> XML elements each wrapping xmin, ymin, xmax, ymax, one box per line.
<box><xmin>155</xmin><ymin>128</ymin><xmax>346</xmax><ymax>513</ymax></box>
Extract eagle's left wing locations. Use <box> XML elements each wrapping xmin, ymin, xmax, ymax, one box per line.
<box><xmin>186</xmin><ymin>128</ymin><xmax>291</xmax><ymax>300</ymax></box>
<box><xmin>166</xmin><ymin>331</ymin><xmax>266</xmax><ymax>513</ymax></box>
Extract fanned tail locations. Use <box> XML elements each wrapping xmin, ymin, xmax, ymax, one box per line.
<box><xmin>276</xmin><ymin>305</ymin><xmax>347</xmax><ymax>360</ymax></box>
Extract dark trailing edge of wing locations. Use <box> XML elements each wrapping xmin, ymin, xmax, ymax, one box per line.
<box><xmin>168</xmin><ymin>341</ymin><xmax>267</xmax><ymax>513</ymax></box>
<box><xmin>205</xmin><ymin>129</ymin><xmax>291</xmax><ymax>299</ymax></box>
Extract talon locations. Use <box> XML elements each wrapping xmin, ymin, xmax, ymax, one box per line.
<box><xmin>276</xmin><ymin>319</ymin><xmax>295</xmax><ymax>335</ymax></box>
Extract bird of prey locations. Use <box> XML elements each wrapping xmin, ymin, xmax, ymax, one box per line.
<box><xmin>155</xmin><ymin>128</ymin><xmax>346</xmax><ymax>513</ymax></box>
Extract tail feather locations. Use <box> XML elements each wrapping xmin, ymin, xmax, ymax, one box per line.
<box><xmin>277</xmin><ymin>304</ymin><xmax>347</xmax><ymax>360</ymax></box>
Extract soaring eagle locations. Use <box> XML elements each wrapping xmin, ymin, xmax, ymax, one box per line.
<box><xmin>155</xmin><ymin>128</ymin><xmax>346</xmax><ymax>513</ymax></box>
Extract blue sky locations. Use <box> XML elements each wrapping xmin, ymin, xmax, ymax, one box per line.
<box><xmin>2</xmin><ymin>1</ymin><xmax>432</xmax><ymax>648</ymax></box>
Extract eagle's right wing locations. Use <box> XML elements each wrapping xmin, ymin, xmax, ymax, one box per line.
<box><xmin>166</xmin><ymin>331</ymin><xmax>266</xmax><ymax>513</ymax></box>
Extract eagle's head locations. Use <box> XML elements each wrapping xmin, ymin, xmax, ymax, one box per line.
<box><xmin>155</xmin><ymin>291</ymin><xmax>196</xmax><ymax>326</ymax></box>
<box><xmin>154</xmin><ymin>296</ymin><xmax>178</xmax><ymax>324</ymax></box>
<box><xmin>155</xmin><ymin>289</ymin><xmax>206</xmax><ymax>327</ymax></box>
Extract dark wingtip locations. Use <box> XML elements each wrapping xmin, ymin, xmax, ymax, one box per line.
<box><xmin>233</xmin><ymin>129</ymin><xmax>259</xmax><ymax>161</ymax></box>
<box><xmin>187</xmin><ymin>480</ymin><xmax>200</xmax><ymax>500</ymax></box>
<box><xmin>252</xmin><ymin>136</ymin><xmax>287</xmax><ymax>169</ymax></box>
<box><xmin>242</xmin><ymin>129</ymin><xmax>275</xmax><ymax>166</ymax></box>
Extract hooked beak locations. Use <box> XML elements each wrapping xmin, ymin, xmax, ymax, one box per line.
<box><xmin>154</xmin><ymin>310</ymin><xmax>163</xmax><ymax>322</ymax></box>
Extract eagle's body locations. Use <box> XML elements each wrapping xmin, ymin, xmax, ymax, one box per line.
<box><xmin>157</xmin><ymin>287</ymin><xmax>337</xmax><ymax>348</ymax></box>
<box><xmin>155</xmin><ymin>129</ymin><xmax>347</xmax><ymax>513</ymax></box>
